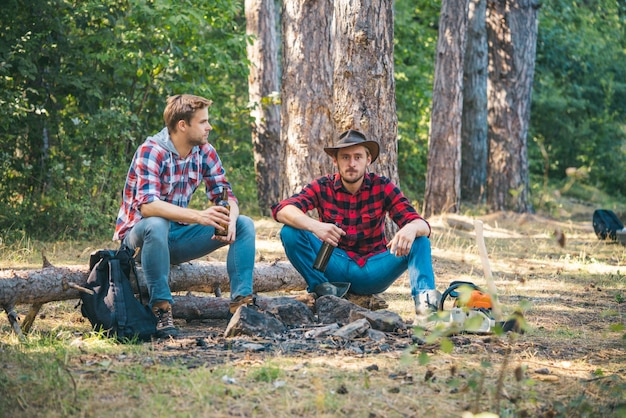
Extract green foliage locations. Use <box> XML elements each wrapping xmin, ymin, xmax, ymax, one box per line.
<box><xmin>530</xmin><ymin>0</ymin><xmax>626</xmax><ymax>197</ymax></box>
<box><xmin>0</xmin><ymin>0</ymin><xmax>251</xmax><ymax>241</ymax></box>
<box><xmin>0</xmin><ymin>0</ymin><xmax>624</xmax><ymax>242</ymax></box>
<box><xmin>394</xmin><ymin>0</ymin><xmax>440</xmax><ymax>203</ymax></box>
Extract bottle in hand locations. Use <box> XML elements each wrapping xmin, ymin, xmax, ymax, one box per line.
<box><xmin>313</xmin><ymin>241</ymin><xmax>333</xmax><ymax>272</ymax></box>
<box><xmin>313</xmin><ymin>222</ymin><xmax>340</xmax><ymax>272</ymax></box>
<box><xmin>215</xmin><ymin>187</ymin><xmax>230</xmax><ymax>237</ymax></box>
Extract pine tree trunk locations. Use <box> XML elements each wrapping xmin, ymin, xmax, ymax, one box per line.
<box><xmin>332</xmin><ymin>0</ymin><xmax>398</xmax><ymax>237</ymax></box>
<box><xmin>246</xmin><ymin>0</ymin><xmax>281</xmax><ymax>215</ymax></box>
<box><xmin>423</xmin><ymin>0</ymin><xmax>469</xmax><ymax>218</ymax></box>
<box><xmin>461</xmin><ymin>0</ymin><xmax>488</xmax><ymax>204</ymax></box>
<box><xmin>280</xmin><ymin>0</ymin><xmax>335</xmax><ymax>198</ymax></box>
<box><xmin>332</xmin><ymin>0</ymin><xmax>398</xmax><ymax>183</ymax></box>
<box><xmin>486</xmin><ymin>0</ymin><xmax>539</xmax><ymax>212</ymax></box>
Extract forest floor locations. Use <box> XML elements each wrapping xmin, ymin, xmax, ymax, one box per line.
<box><xmin>1</xmin><ymin>200</ymin><xmax>625</xmax><ymax>417</ymax></box>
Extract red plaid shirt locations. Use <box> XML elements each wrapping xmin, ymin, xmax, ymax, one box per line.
<box><xmin>113</xmin><ymin>130</ymin><xmax>234</xmax><ymax>241</ymax></box>
<box><xmin>272</xmin><ymin>173</ymin><xmax>428</xmax><ymax>266</ymax></box>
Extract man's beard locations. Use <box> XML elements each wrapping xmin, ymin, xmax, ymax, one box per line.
<box><xmin>341</xmin><ymin>170</ymin><xmax>364</xmax><ymax>184</ymax></box>
<box><xmin>188</xmin><ymin>135</ymin><xmax>207</xmax><ymax>147</ymax></box>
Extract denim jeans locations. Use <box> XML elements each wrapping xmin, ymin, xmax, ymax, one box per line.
<box><xmin>279</xmin><ymin>225</ymin><xmax>435</xmax><ymax>296</ymax></box>
<box><xmin>123</xmin><ymin>216</ymin><xmax>255</xmax><ymax>305</ymax></box>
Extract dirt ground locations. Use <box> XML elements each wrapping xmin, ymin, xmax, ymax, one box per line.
<box><xmin>173</xmin><ymin>210</ymin><xmax>626</xmax><ymax>357</ymax></box>
<box><xmin>185</xmin><ymin>209</ymin><xmax>624</xmax><ymax>410</ymax></box>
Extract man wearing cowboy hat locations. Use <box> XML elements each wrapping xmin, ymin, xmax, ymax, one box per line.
<box><xmin>271</xmin><ymin>129</ymin><xmax>439</xmax><ymax>318</ymax></box>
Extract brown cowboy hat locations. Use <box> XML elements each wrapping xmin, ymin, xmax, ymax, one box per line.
<box><xmin>324</xmin><ymin>129</ymin><xmax>380</xmax><ymax>163</ymax></box>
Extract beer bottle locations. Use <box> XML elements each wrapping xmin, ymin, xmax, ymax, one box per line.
<box><xmin>215</xmin><ymin>187</ymin><xmax>230</xmax><ymax>237</ymax></box>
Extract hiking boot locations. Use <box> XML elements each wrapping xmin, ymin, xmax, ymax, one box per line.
<box><xmin>346</xmin><ymin>293</ymin><xmax>388</xmax><ymax>310</ymax></box>
<box><xmin>152</xmin><ymin>301</ymin><xmax>178</xmax><ymax>338</ymax></box>
<box><xmin>229</xmin><ymin>294</ymin><xmax>256</xmax><ymax>314</ymax></box>
<box><xmin>413</xmin><ymin>290</ymin><xmax>441</xmax><ymax>329</ymax></box>
<box><xmin>414</xmin><ymin>289</ymin><xmax>441</xmax><ymax>316</ymax></box>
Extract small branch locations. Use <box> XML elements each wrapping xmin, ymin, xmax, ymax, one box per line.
<box><xmin>495</xmin><ymin>345</ymin><xmax>512</xmax><ymax>411</ymax></box>
<box><xmin>65</xmin><ymin>282</ymin><xmax>95</xmax><ymax>295</ymax></box>
<box><xmin>22</xmin><ymin>302</ymin><xmax>43</xmax><ymax>334</ymax></box>
<box><xmin>474</xmin><ymin>220</ymin><xmax>503</xmax><ymax>321</ymax></box>
<box><xmin>41</xmin><ymin>249</ymin><xmax>53</xmax><ymax>268</ymax></box>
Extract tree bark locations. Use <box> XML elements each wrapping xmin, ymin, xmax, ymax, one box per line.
<box><xmin>461</xmin><ymin>0</ymin><xmax>488</xmax><ymax>204</ymax></box>
<box><xmin>171</xmin><ymin>293</ymin><xmax>317</xmax><ymax>321</ymax></box>
<box><xmin>332</xmin><ymin>0</ymin><xmax>398</xmax><ymax>236</ymax></box>
<box><xmin>0</xmin><ymin>261</ymin><xmax>306</xmax><ymax>307</ymax></box>
<box><xmin>332</xmin><ymin>0</ymin><xmax>398</xmax><ymax>182</ymax></box>
<box><xmin>246</xmin><ymin>0</ymin><xmax>282</xmax><ymax>215</ymax></box>
<box><xmin>486</xmin><ymin>0</ymin><xmax>539</xmax><ymax>212</ymax></box>
<box><xmin>172</xmin><ymin>293</ymin><xmax>231</xmax><ymax>320</ymax></box>
<box><xmin>280</xmin><ymin>0</ymin><xmax>335</xmax><ymax>198</ymax></box>
<box><xmin>423</xmin><ymin>0</ymin><xmax>470</xmax><ymax>218</ymax></box>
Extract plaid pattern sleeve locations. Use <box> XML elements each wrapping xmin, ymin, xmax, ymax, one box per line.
<box><xmin>113</xmin><ymin>143</ymin><xmax>162</xmax><ymax>241</ymax></box>
<box><xmin>199</xmin><ymin>145</ymin><xmax>236</xmax><ymax>205</ymax></box>
<box><xmin>272</xmin><ymin>173</ymin><xmax>427</xmax><ymax>266</ymax></box>
<box><xmin>113</xmin><ymin>139</ymin><xmax>231</xmax><ymax>241</ymax></box>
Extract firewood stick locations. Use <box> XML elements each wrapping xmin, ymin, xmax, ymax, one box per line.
<box><xmin>66</xmin><ymin>282</ymin><xmax>95</xmax><ymax>295</ymax></box>
<box><xmin>22</xmin><ymin>302</ymin><xmax>43</xmax><ymax>333</ymax></box>
<box><xmin>474</xmin><ymin>220</ymin><xmax>503</xmax><ymax>321</ymax></box>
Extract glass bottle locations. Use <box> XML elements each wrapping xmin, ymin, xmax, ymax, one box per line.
<box><xmin>215</xmin><ymin>187</ymin><xmax>230</xmax><ymax>237</ymax></box>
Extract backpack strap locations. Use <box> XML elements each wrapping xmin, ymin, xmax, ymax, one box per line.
<box><xmin>108</xmin><ymin>258</ymin><xmax>128</xmax><ymax>329</ymax></box>
<box><xmin>131</xmin><ymin>257</ymin><xmax>147</xmax><ymax>305</ymax></box>
<box><xmin>117</xmin><ymin>244</ymin><xmax>148</xmax><ymax>306</ymax></box>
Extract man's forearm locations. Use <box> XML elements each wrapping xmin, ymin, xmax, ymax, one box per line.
<box><xmin>228</xmin><ymin>199</ymin><xmax>240</xmax><ymax>221</ymax></box>
<box><xmin>409</xmin><ymin>218</ymin><xmax>431</xmax><ymax>237</ymax></box>
<box><xmin>140</xmin><ymin>199</ymin><xmax>199</xmax><ymax>224</ymax></box>
<box><xmin>276</xmin><ymin>205</ymin><xmax>317</xmax><ymax>232</ymax></box>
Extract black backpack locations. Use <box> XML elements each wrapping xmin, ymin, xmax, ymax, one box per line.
<box><xmin>80</xmin><ymin>246</ymin><xmax>157</xmax><ymax>342</ymax></box>
<box><xmin>592</xmin><ymin>209</ymin><xmax>624</xmax><ymax>241</ymax></box>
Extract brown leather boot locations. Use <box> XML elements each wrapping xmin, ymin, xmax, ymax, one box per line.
<box><xmin>229</xmin><ymin>294</ymin><xmax>256</xmax><ymax>314</ymax></box>
<box><xmin>152</xmin><ymin>300</ymin><xmax>178</xmax><ymax>337</ymax></box>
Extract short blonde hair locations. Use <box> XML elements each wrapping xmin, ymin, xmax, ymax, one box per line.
<box><xmin>163</xmin><ymin>94</ymin><xmax>213</xmax><ymax>132</ymax></box>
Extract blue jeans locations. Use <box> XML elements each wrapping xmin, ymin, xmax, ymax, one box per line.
<box><xmin>123</xmin><ymin>216</ymin><xmax>255</xmax><ymax>305</ymax></box>
<box><xmin>280</xmin><ymin>225</ymin><xmax>435</xmax><ymax>296</ymax></box>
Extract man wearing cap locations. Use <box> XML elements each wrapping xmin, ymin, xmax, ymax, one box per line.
<box><xmin>271</xmin><ymin>129</ymin><xmax>439</xmax><ymax>319</ymax></box>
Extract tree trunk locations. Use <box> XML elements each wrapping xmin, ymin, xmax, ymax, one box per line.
<box><xmin>246</xmin><ymin>0</ymin><xmax>282</xmax><ymax>215</ymax></box>
<box><xmin>0</xmin><ymin>261</ymin><xmax>305</xmax><ymax>307</ymax></box>
<box><xmin>486</xmin><ymin>0</ymin><xmax>539</xmax><ymax>212</ymax></box>
<box><xmin>423</xmin><ymin>0</ymin><xmax>470</xmax><ymax>218</ymax></box>
<box><xmin>332</xmin><ymin>0</ymin><xmax>398</xmax><ymax>182</ymax></box>
<box><xmin>461</xmin><ymin>0</ymin><xmax>488</xmax><ymax>204</ymax></box>
<box><xmin>332</xmin><ymin>0</ymin><xmax>398</xmax><ymax>237</ymax></box>
<box><xmin>280</xmin><ymin>0</ymin><xmax>335</xmax><ymax>198</ymax></box>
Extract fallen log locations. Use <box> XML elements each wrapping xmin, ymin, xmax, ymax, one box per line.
<box><xmin>171</xmin><ymin>293</ymin><xmax>317</xmax><ymax>321</ymax></box>
<box><xmin>172</xmin><ymin>294</ymin><xmax>230</xmax><ymax>320</ymax></box>
<box><xmin>0</xmin><ymin>261</ymin><xmax>306</xmax><ymax>308</ymax></box>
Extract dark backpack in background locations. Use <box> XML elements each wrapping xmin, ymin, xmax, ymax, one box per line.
<box><xmin>592</xmin><ymin>209</ymin><xmax>624</xmax><ymax>241</ymax></box>
<box><xmin>80</xmin><ymin>246</ymin><xmax>157</xmax><ymax>342</ymax></box>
